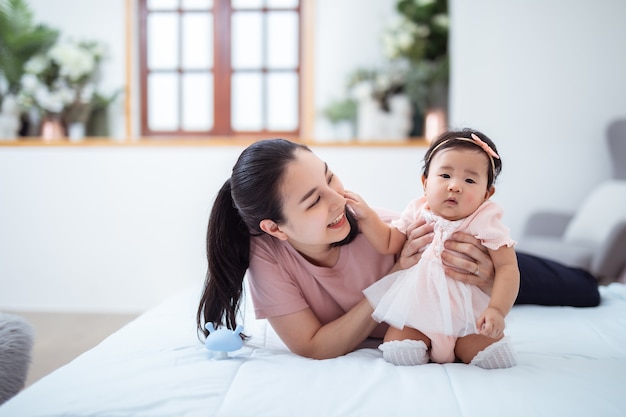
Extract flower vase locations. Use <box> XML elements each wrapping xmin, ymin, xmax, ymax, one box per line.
<box><xmin>356</xmin><ymin>95</ymin><xmax>381</xmax><ymax>141</ymax></box>
<box><xmin>40</xmin><ymin>115</ymin><xmax>65</xmax><ymax>141</ymax></box>
<box><xmin>357</xmin><ymin>94</ymin><xmax>412</xmax><ymax>141</ymax></box>
<box><xmin>0</xmin><ymin>95</ymin><xmax>21</xmax><ymax>141</ymax></box>
<box><xmin>68</xmin><ymin>122</ymin><xmax>86</xmax><ymax>142</ymax></box>
<box><xmin>423</xmin><ymin>108</ymin><xmax>447</xmax><ymax>143</ymax></box>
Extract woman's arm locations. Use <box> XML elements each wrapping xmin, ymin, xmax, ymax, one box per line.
<box><xmin>268</xmin><ymin>299</ymin><xmax>379</xmax><ymax>359</ymax></box>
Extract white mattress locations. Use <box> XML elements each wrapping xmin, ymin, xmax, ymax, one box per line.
<box><xmin>2</xmin><ymin>283</ymin><xmax>626</xmax><ymax>417</ymax></box>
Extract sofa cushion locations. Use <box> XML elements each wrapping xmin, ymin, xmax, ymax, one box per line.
<box><xmin>516</xmin><ymin>237</ymin><xmax>595</xmax><ymax>270</ymax></box>
<box><xmin>563</xmin><ymin>180</ymin><xmax>626</xmax><ymax>246</ymax></box>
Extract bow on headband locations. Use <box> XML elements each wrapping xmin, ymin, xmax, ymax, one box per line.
<box><xmin>469</xmin><ymin>133</ymin><xmax>499</xmax><ymax>159</ymax></box>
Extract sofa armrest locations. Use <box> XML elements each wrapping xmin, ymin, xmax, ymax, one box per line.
<box><xmin>591</xmin><ymin>220</ymin><xmax>626</xmax><ymax>283</ymax></box>
<box><xmin>522</xmin><ymin>211</ymin><xmax>574</xmax><ymax>238</ymax></box>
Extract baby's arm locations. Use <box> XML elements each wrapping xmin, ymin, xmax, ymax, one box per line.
<box><xmin>476</xmin><ymin>245</ymin><xmax>520</xmax><ymax>338</ymax></box>
<box><xmin>344</xmin><ymin>191</ymin><xmax>406</xmax><ymax>255</ymax></box>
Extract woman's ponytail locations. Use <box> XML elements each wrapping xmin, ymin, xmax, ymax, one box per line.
<box><xmin>196</xmin><ymin>138</ymin><xmax>315</xmax><ymax>338</ymax></box>
<box><xmin>196</xmin><ymin>178</ymin><xmax>250</xmax><ymax>337</ymax></box>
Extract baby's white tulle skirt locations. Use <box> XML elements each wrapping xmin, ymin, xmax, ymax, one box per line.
<box><xmin>363</xmin><ymin>256</ymin><xmax>490</xmax><ymax>336</ymax></box>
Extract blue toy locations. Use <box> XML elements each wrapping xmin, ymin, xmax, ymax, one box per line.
<box><xmin>204</xmin><ymin>323</ymin><xmax>244</xmax><ymax>359</ymax></box>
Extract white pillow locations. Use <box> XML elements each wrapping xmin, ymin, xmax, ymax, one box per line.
<box><xmin>563</xmin><ymin>180</ymin><xmax>626</xmax><ymax>245</ymax></box>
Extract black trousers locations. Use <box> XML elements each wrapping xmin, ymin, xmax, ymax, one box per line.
<box><xmin>515</xmin><ymin>252</ymin><xmax>600</xmax><ymax>307</ymax></box>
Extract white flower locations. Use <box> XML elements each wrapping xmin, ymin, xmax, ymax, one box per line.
<box><xmin>49</xmin><ymin>41</ymin><xmax>96</xmax><ymax>82</ymax></box>
<box><xmin>382</xmin><ymin>33</ymin><xmax>400</xmax><ymax>58</ymax></box>
<box><xmin>433</xmin><ymin>13</ymin><xmax>449</xmax><ymax>29</ymax></box>
<box><xmin>375</xmin><ymin>74</ymin><xmax>391</xmax><ymax>92</ymax></box>
<box><xmin>415</xmin><ymin>24</ymin><xmax>431</xmax><ymax>38</ymax></box>
<box><xmin>34</xmin><ymin>86</ymin><xmax>67</xmax><ymax>113</ymax></box>
<box><xmin>88</xmin><ymin>42</ymin><xmax>107</xmax><ymax>60</ymax></box>
<box><xmin>20</xmin><ymin>74</ymin><xmax>40</xmax><ymax>93</ymax></box>
<box><xmin>16</xmin><ymin>37</ymin><xmax>108</xmax><ymax>118</ymax></box>
<box><xmin>24</xmin><ymin>55</ymin><xmax>49</xmax><ymax>75</ymax></box>
<box><xmin>383</xmin><ymin>18</ymin><xmax>420</xmax><ymax>59</ymax></box>
<box><xmin>396</xmin><ymin>30</ymin><xmax>414</xmax><ymax>50</ymax></box>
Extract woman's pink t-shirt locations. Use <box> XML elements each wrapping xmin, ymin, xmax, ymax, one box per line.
<box><xmin>247</xmin><ymin>211</ymin><xmax>398</xmax><ymax>338</ymax></box>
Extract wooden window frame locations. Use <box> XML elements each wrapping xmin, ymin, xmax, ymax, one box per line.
<box><xmin>136</xmin><ymin>0</ymin><xmax>311</xmax><ymax>139</ymax></box>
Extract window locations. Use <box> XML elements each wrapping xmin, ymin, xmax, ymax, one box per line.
<box><xmin>139</xmin><ymin>0</ymin><xmax>302</xmax><ymax>137</ymax></box>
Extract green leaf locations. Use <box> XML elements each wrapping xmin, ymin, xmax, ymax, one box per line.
<box><xmin>0</xmin><ymin>0</ymin><xmax>59</xmax><ymax>94</ymax></box>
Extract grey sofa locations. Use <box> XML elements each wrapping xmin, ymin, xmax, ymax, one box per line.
<box><xmin>517</xmin><ymin>118</ymin><xmax>626</xmax><ymax>284</ymax></box>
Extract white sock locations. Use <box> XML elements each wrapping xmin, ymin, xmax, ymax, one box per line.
<box><xmin>379</xmin><ymin>339</ymin><xmax>429</xmax><ymax>366</ymax></box>
<box><xmin>470</xmin><ymin>336</ymin><xmax>517</xmax><ymax>369</ymax></box>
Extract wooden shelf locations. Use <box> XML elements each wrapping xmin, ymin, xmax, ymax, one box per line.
<box><xmin>0</xmin><ymin>137</ymin><xmax>429</xmax><ymax>148</ymax></box>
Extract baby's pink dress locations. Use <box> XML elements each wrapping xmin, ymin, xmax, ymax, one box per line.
<box><xmin>363</xmin><ymin>197</ymin><xmax>516</xmax><ymax>337</ymax></box>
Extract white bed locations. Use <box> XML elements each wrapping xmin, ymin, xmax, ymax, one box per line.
<box><xmin>2</xmin><ymin>282</ymin><xmax>626</xmax><ymax>417</ymax></box>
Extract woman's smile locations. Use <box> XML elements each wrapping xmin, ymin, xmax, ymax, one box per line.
<box><xmin>328</xmin><ymin>212</ymin><xmax>347</xmax><ymax>229</ymax></box>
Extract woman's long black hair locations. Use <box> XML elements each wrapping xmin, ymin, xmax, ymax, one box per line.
<box><xmin>196</xmin><ymin>138</ymin><xmax>359</xmax><ymax>337</ymax></box>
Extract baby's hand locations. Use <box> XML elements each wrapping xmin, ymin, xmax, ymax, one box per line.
<box><xmin>476</xmin><ymin>307</ymin><xmax>505</xmax><ymax>339</ymax></box>
<box><xmin>343</xmin><ymin>190</ymin><xmax>374</xmax><ymax>221</ymax></box>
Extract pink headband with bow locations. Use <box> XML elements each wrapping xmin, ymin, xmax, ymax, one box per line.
<box><xmin>428</xmin><ymin>133</ymin><xmax>500</xmax><ymax>176</ymax></box>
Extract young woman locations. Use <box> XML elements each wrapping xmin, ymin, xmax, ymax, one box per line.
<box><xmin>196</xmin><ymin>138</ymin><xmax>599</xmax><ymax>360</ymax></box>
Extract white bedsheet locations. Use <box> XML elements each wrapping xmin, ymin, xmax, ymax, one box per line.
<box><xmin>2</xmin><ymin>283</ymin><xmax>626</xmax><ymax>417</ymax></box>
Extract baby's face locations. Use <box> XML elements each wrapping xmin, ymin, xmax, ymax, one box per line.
<box><xmin>422</xmin><ymin>148</ymin><xmax>493</xmax><ymax>221</ymax></box>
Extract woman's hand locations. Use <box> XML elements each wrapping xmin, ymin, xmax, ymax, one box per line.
<box><xmin>388</xmin><ymin>219</ymin><xmax>434</xmax><ymax>273</ymax></box>
<box><xmin>442</xmin><ymin>232</ymin><xmax>496</xmax><ymax>295</ymax></box>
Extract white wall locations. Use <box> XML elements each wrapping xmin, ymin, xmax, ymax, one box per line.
<box><xmin>449</xmin><ymin>0</ymin><xmax>626</xmax><ymax>236</ymax></box>
<box><xmin>0</xmin><ymin>145</ymin><xmax>424</xmax><ymax>313</ymax></box>
<box><xmin>314</xmin><ymin>0</ymin><xmax>398</xmax><ymax>139</ymax></box>
<box><xmin>1</xmin><ymin>0</ymin><xmax>625</xmax><ymax>312</ymax></box>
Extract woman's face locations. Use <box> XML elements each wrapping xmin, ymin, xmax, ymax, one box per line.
<box><xmin>272</xmin><ymin>149</ymin><xmax>351</xmax><ymax>251</ymax></box>
<box><xmin>423</xmin><ymin>148</ymin><xmax>494</xmax><ymax>221</ymax></box>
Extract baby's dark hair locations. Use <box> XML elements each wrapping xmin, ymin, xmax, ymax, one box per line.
<box><xmin>423</xmin><ymin>128</ymin><xmax>502</xmax><ymax>189</ymax></box>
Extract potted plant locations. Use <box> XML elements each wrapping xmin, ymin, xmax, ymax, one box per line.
<box><xmin>320</xmin><ymin>97</ymin><xmax>357</xmax><ymax>141</ymax></box>
<box><xmin>0</xmin><ymin>0</ymin><xmax>58</xmax><ymax>104</ymax></box>
<box><xmin>17</xmin><ymin>38</ymin><xmax>107</xmax><ymax>140</ymax></box>
<box><xmin>382</xmin><ymin>0</ymin><xmax>449</xmax><ymax>137</ymax></box>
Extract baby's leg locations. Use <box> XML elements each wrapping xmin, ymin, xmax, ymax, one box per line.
<box><xmin>455</xmin><ymin>334</ymin><xmax>517</xmax><ymax>369</ymax></box>
<box><xmin>379</xmin><ymin>326</ymin><xmax>431</xmax><ymax>366</ymax></box>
